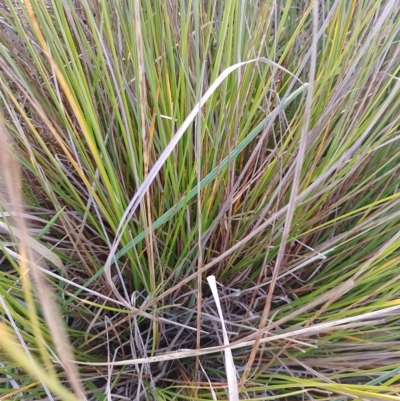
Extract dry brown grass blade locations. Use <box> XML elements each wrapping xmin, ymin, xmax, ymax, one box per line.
<box><xmin>133</xmin><ymin>0</ymin><xmax>156</xmax><ymax>295</ymax></box>
<box><xmin>240</xmin><ymin>0</ymin><xmax>320</xmax><ymax>387</ymax></box>
<box><xmin>0</xmin><ymin>122</ymin><xmax>85</xmax><ymax>400</ymax></box>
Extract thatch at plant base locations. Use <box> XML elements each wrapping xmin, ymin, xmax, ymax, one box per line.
<box><xmin>0</xmin><ymin>0</ymin><xmax>400</xmax><ymax>400</ymax></box>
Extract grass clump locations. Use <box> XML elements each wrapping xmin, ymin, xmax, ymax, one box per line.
<box><xmin>0</xmin><ymin>0</ymin><xmax>400</xmax><ymax>399</ymax></box>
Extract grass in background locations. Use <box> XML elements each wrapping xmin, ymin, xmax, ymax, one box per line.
<box><xmin>0</xmin><ymin>0</ymin><xmax>399</xmax><ymax>399</ymax></box>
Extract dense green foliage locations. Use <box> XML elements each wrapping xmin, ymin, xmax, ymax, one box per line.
<box><xmin>0</xmin><ymin>0</ymin><xmax>399</xmax><ymax>399</ymax></box>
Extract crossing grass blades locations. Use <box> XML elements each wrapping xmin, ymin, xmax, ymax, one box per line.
<box><xmin>0</xmin><ymin>0</ymin><xmax>400</xmax><ymax>400</ymax></box>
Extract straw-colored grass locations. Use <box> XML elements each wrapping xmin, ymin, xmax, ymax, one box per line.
<box><xmin>0</xmin><ymin>0</ymin><xmax>400</xmax><ymax>400</ymax></box>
